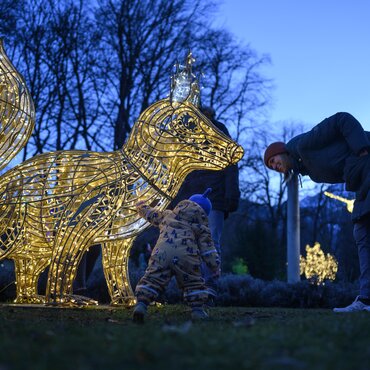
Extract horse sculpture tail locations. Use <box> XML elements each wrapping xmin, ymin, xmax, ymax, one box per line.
<box><xmin>0</xmin><ymin>39</ymin><xmax>35</xmax><ymax>172</ymax></box>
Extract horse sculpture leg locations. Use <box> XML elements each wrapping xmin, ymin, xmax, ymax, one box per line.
<box><xmin>45</xmin><ymin>229</ymin><xmax>98</xmax><ymax>306</ymax></box>
<box><xmin>101</xmin><ymin>238</ymin><xmax>136</xmax><ymax>306</ymax></box>
<box><xmin>13</xmin><ymin>257</ymin><xmax>50</xmax><ymax>304</ymax></box>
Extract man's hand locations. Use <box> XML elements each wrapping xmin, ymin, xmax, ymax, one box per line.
<box><xmin>212</xmin><ymin>267</ymin><xmax>221</xmax><ymax>279</ymax></box>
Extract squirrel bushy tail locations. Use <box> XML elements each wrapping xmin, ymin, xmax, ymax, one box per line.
<box><xmin>0</xmin><ymin>38</ymin><xmax>35</xmax><ymax>173</ymax></box>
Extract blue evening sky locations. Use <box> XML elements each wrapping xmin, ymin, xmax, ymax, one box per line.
<box><xmin>215</xmin><ymin>0</ymin><xmax>370</xmax><ymax>131</ymax></box>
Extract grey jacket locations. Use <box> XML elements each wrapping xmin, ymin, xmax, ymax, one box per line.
<box><xmin>286</xmin><ymin>112</ymin><xmax>370</xmax><ymax>221</ymax></box>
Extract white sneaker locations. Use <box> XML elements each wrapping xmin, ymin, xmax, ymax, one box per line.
<box><xmin>333</xmin><ymin>296</ymin><xmax>370</xmax><ymax>313</ymax></box>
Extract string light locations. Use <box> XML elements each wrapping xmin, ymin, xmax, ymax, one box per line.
<box><xmin>0</xmin><ymin>39</ymin><xmax>34</xmax><ymax>172</ymax></box>
<box><xmin>0</xmin><ymin>45</ymin><xmax>244</xmax><ymax>306</ymax></box>
<box><xmin>324</xmin><ymin>191</ymin><xmax>354</xmax><ymax>213</ymax></box>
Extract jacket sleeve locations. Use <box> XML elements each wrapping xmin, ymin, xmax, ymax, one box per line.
<box><xmin>195</xmin><ymin>223</ymin><xmax>220</xmax><ymax>271</ymax></box>
<box><xmin>224</xmin><ymin>164</ymin><xmax>240</xmax><ymax>212</ymax></box>
<box><xmin>213</xmin><ymin>119</ymin><xmax>241</xmax><ymax>212</ymax></box>
<box><xmin>298</xmin><ymin>112</ymin><xmax>370</xmax><ymax>155</ymax></box>
<box><xmin>136</xmin><ymin>203</ymin><xmax>167</xmax><ymax>227</ymax></box>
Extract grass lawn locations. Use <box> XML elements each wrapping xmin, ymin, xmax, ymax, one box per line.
<box><xmin>0</xmin><ymin>303</ymin><xmax>369</xmax><ymax>370</ymax></box>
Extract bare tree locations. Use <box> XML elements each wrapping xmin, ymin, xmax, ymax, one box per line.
<box><xmin>238</xmin><ymin>122</ymin><xmax>307</xmax><ymax>245</ymax></box>
<box><xmin>4</xmin><ymin>0</ymin><xmax>110</xmax><ymax>155</ymax></box>
<box><xmin>2</xmin><ymin>0</ymin><xmax>271</xmax><ymax>157</ymax></box>
<box><xmin>194</xmin><ymin>29</ymin><xmax>272</xmax><ymax>144</ymax></box>
<box><xmin>8</xmin><ymin>0</ymin><xmax>57</xmax><ymax>156</ymax></box>
<box><xmin>94</xmin><ymin>0</ymin><xmax>219</xmax><ymax>149</ymax></box>
<box><xmin>47</xmin><ymin>0</ymin><xmax>108</xmax><ymax>151</ymax></box>
<box><xmin>37</xmin><ymin>0</ymin><xmax>108</xmax><ymax>152</ymax></box>
<box><xmin>300</xmin><ymin>183</ymin><xmax>332</xmax><ymax>246</ymax></box>
<box><xmin>0</xmin><ymin>0</ymin><xmax>22</xmax><ymax>40</ymax></box>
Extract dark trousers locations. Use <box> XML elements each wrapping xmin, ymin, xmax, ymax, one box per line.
<box><xmin>353</xmin><ymin>218</ymin><xmax>370</xmax><ymax>298</ymax></box>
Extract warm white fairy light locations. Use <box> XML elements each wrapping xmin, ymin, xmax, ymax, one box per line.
<box><xmin>300</xmin><ymin>242</ymin><xmax>338</xmax><ymax>285</ymax></box>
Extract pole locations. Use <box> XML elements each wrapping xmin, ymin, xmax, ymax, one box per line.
<box><xmin>287</xmin><ymin>174</ymin><xmax>300</xmax><ymax>283</ymax></box>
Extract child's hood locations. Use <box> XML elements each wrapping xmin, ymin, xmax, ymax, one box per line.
<box><xmin>172</xmin><ymin>199</ymin><xmax>207</xmax><ymax>224</ymax></box>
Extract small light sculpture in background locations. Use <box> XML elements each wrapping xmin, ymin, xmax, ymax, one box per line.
<box><xmin>300</xmin><ymin>242</ymin><xmax>338</xmax><ymax>285</ymax></box>
<box><xmin>0</xmin><ymin>43</ymin><xmax>244</xmax><ymax>307</ymax></box>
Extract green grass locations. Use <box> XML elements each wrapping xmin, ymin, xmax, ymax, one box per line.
<box><xmin>0</xmin><ymin>304</ymin><xmax>369</xmax><ymax>370</ymax></box>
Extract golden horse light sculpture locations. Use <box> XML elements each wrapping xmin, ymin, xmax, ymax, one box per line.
<box><xmin>0</xmin><ymin>46</ymin><xmax>244</xmax><ymax>306</ymax></box>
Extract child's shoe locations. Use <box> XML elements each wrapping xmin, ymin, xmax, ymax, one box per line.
<box><xmin>133</xmin><ymin>302</ymin><xmax>147</xmax><ymax>323</ymax></box>
<box><xmin>191</xmin><ymin>307</ymin><xmax>209</xmax><ymax>320</ymax></box>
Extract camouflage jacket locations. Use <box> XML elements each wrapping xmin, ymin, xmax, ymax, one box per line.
<box><xmin>136</xmin><ymin>200</ymin><xmax>220</xmax><ymax>271</ymax></box>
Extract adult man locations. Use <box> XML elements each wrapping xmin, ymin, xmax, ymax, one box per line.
<box><xmin>264</xmin><ymin>112</ymin><xmax>370</xmax><ymax>312</ymax></box>
<box><xmin>172</xmin><ymin>106</ymin><xmax>240</xmax><ymax>299</ymax></box>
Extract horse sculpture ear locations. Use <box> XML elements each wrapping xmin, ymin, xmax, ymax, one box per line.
<box><xmin>170</xmin><ymin>51</ymin><xmax>200</xmax><ymax>107</ymax></box>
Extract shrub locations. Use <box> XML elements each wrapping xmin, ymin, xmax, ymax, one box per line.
<box><xmin>231</xmin><ymin>258</ymin><xmax>249</xmax><ymax>275</ymax></box>
<box><xmin>1</xmin><ymin>259</ymin><xmax>359</xmax><ymax>308</ymax></box>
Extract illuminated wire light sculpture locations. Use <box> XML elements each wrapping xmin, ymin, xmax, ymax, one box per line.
<box><xmin>324</xmin><ymin>191</ymin><xmax>354</xmax><ymax>213</ymax></box>
<box><xmin>300</xmin><ymin>242</ymin><xmax>338</xmax><ymax>285</ymax></box>
<box><xmin>0</xmin><ymin>45</ymin><xmax>244</xmax><ymax>306</ymax></box>
<box><xmin>0</xmin><ymin>39</ymin><xmax>35</xmax><ymax>172</ymax></box>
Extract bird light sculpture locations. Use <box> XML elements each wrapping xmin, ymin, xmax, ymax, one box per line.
<box><xmin>0</xmin><ymin>44</ymin><xmax>244</xmax><ymax>306</ymax></box>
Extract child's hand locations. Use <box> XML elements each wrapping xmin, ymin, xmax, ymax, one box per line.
<box><xmin>212</xmin><ymin>267</ymin><xmax>221</xmax><ymax>279</ymax></box>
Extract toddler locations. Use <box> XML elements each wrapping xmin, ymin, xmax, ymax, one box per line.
<box><xmin>133</xmin><ymin>188</ymin><xmax>220</xmax><ymax>323</ymax></box>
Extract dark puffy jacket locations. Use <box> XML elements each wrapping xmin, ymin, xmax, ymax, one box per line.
<box><xmin>286</xmin><ymin>112</ymin><xmax>370</xmax><ymax>221</ymax></box>
<box><xmin>172</xmin><ymin>119</ymin><xmax>240</xmax><ymax>217</ymax></box>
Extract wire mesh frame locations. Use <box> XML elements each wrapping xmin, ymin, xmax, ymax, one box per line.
<box><xmin>0</xmin><ymin>39</ymin><xmax>35</xmax><ymax>172</ymax></box>
<box><xmin>0</xmin><ymin>46</ymin><xmax>244</xmax><ymax>306</ymax></box>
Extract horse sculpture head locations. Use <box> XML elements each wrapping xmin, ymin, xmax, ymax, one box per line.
<box><xmin>123</xmin><ymin>52</ymin><xmax>244</xmax><ymax>201</ymax></box>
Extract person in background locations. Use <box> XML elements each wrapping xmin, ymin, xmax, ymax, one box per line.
<box><xmin>171</xmin><ymin>106</ymin><xmax>240</xmax><ymax>301</ymax></box>
<box><xmin>264</xmin><ymin>112</ymin><xmax>370</xmax><ymax>313</ymax></box>
<box><xmin>138</xmin><ymin>243</ymin><xmax>152</xmax><ymax>271</ymax></box>
<box><xmin>132</xmin><ymin>188</ymin><xmax>220</xmax><ymax>323</ymax></box>
<box><xmin>73</xmin><ymin>246</ymin><xmax>100</xmax><ymax>295</ymax></box>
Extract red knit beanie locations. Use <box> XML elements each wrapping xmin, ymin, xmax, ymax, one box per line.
<box><xmin>264</xmin><ymin>142</ymin><xmax>288</xmax><ymax>168</ymax></box>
